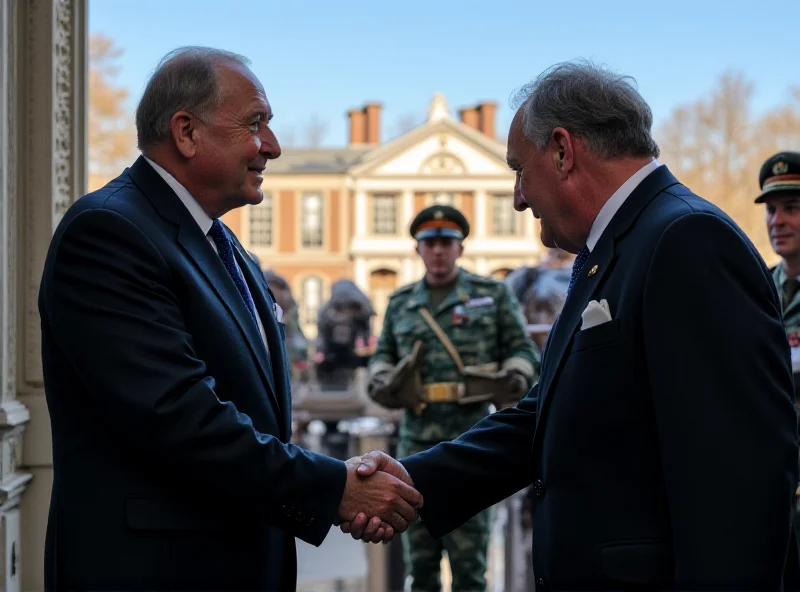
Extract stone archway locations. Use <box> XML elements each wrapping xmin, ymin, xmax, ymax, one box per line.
<box><xmin>1</xmin><ymin>1</ymin><xmax>88</xmax><ymax>589</ymax></box>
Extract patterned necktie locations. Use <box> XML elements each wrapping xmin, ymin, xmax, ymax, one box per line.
<box><xmin>567</xmin><ymin>246</ymin><xmax>591</xmax><ymax>295</ymax></box>
<box><xmin>208</xmin><ymin>219</ymin><xmax>260</xmax><ymax>331</ymax></box>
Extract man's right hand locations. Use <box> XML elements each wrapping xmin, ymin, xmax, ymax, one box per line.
<box><xmin>339</xmin><ymin>451</ymin><xmax>419</xmax><ymax>542</ymax></box>
<box><xmin>337</xmin><ymin>455</ymin><xmax>423</xmax><ymax>543</ymax></box>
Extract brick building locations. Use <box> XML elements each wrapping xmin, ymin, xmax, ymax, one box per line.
<box><xmin>223</xmin><ymin>93</ymin><xmax>543</xmax><ymax>337</ymax></box>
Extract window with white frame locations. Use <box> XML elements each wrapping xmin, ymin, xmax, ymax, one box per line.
<box><xmin>491</xmin><ymin>194</ymin><xmax>519</xmax><ymax>236</ymax></box>
<box><xmin>301</xmin><ymin>193</ymin><xmax>324</xmax><ymax>247</ymax></box>
<box><xmin>249</xmin><ymin>193</ymin><xmax>273</xmax><ymax>246</ymax></box>
<box><xmin>372</xmin><ymin>194</ymin><xmax>397</xmax><ymax>235</ymax></box>
<box><xmin>432</xmin><ymin>192</ymin><xmax>455</xmax><ymax>206</ymax></box>
<box><xmin>301</xmin><ymin>276</ymin><xmax>323</xmax><ymax>326</ymax></box>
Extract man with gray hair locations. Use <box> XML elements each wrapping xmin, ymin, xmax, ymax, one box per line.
<box><xmin>38</xmin><ymin>46</ymin><xmax>422</xmax><ymax>591</ymax></box>
<box><xmin>345</xmin><ymin>60</ymin><xmax>800</xmax><ymax>590</ymax></box>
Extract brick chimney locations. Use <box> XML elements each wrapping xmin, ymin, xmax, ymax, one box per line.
<box><xmin>347</xmin><ymin>108</ymin><xmax>366</xmax><ymax>145</ymax></box>
<box><xmin>348</xmin><ymin>102</ymin><xmax>382</xmax><ymax>146</ymax></box>
<box><xmin>476</xmin><ymin>101</ymin><xmax>497</xmax><ymax>139</ymax></box>
<box><xmin>459</xmin><ymin>107</ymin><xmax>479</xmax><ymax>130</ymax></box>
<box><xmin>364</xmin><ymin>102</ymin><xmax>382</xmax><ymax>145</ymax></box>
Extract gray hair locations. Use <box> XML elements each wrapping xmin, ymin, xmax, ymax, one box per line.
<box><xmin>511</xmin><ymin>59</ymin><xmax>659</xmax><ymax>159</ymax></box>
<box><xmin>135</xmin><ymin>46</ymin><xmax>250</xmax><ymax>150</ymax></box>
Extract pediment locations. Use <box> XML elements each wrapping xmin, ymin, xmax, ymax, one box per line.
<box><xmin>350</xmin><ymin>119</ymin><xmax>512</xmax><ymax>178</ymax></box>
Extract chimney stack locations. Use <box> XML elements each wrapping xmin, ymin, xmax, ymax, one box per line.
<box><xmin>364</xmin><ymin>102</ymin><xmax>382</xmax><ymax>145</ymax></box>
<box><xmin>347</xmin><ymin>108</ymin><xmax>366</xmax><ymax>145</ymax></box>
<box><xmin>348</xmin><ymin>102</ymin><xmax>382</xmax><ymax>146</ymax></box>
<box><xmin>459</xmin><ymin>107</ymin><xmax>479</xmax><ymax>130</ymax></box>
<box><xmin>476</xmin><ymin>101</ymin><xmax>497</xmax><ymax>139</ymax></box>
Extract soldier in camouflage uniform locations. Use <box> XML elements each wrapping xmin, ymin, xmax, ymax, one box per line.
<box><xmin>367</xmin><ymin>204</ymin><xmax>540</xmax><ymax>592</ymax></box>
<box><xmin>756</xmin><ymin>151</ymin><xmax>800</xmax><ymax>564</ymax></box>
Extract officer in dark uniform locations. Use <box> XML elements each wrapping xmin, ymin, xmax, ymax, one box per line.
<box><xmin>756</xmin><ymin>151</ymin><xmax>800</xmax><ymax>578</ymax></box>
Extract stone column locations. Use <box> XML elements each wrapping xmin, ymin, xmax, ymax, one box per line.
<box><xmin>355</xmin><ymin>189</ymin><xmax>367</xmax><ymax>237</ymax></box>
<box><xmin>0</xmin><ymin>0</ymin><xmax>88</xmax><ymax>590</ymax></box>
<box><xmin>475</xmin><ymin>190</ymin><xmax>487</xmax><ymax>237</ymax></box>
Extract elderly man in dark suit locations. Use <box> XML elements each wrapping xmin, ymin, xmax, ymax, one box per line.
<box><xmin>345</xmin><ymin>60</ymin><xmax>800</xmax><ymax>591</ymax></box>
<box><xmin>38</xmin><ymin>46</ymin><xmax>421</xmax><ymax>592</ymax></box>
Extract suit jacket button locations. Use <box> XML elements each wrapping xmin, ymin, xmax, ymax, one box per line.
<box><xmin>533</xmin><ymin>479</ymin><xmax>545</xmax><ymax>499</ymax></box>
<box><xmin>307</xmin><ymin>517</ymin><xmax>315</xmax><ymax>526</ymax></box>
<box><xmin>536</xmin><ymin>576</ymin><xmax>546</xmax><ymax>591</ymax></box>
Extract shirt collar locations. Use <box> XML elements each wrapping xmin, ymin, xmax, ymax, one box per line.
<box><xmin>586</xmin><ymin>159</ymin><xmax>661</xmax><ymax>251</ymax></box>
<box><xmin>143</xmin><ymin>156</ymin><xmax>214</xmax><ymax>235</ymax></box>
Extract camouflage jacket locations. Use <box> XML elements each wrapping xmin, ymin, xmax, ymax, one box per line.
<box><xmin>773</xmin><ymin>264</ymin><xmax>800</xmax><ymax>346</ymax></box>
<box><xmin>369</xmin><ymin>267</ymin><xmax>541</xmax><ymax>443</ymax></box>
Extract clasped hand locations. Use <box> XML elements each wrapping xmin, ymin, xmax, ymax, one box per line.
<box><xmin>336</xmin><ymin>451</ymin><xmax>420</xmax><ymax>544</ymax></box>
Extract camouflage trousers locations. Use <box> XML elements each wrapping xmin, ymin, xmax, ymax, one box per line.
<box><xmin>397</xmin><ymin>438</ymin><xmax>491</xmax><ymax>592</ymax></box>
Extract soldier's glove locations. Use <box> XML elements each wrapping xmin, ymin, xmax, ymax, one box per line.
<box><xmin>490</xmin><ymin>370</ymin><xmax>530</xmax><ymax>407</ymax></box>
<box><xmin>460</xmin><ymin>367</ymin><xmax>529</xmax><ymax>406</ymax></box>
<box><xmin>367</xmin><ymin>341</ymin><xmax>426</xmax><ymax>414</ymax></box>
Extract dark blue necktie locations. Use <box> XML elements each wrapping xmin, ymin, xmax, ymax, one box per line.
<box><xmin>208</xmin><ymin>219</ymin><xmax>260</xmax><ymax>332</ymax></box>
<box><xmin>567</xmin><ymin>246</ymin><xmax>591</xmax><ymax>295</ymax></box>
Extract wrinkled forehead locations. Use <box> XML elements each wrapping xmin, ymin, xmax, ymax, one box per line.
<box><xmin>506</xmin><ymin>109</ymin><xmax>529</xmax><ymax>163</ymax></box>
<box><xmin>217</xmin><ymin>62</ymin><xmax>269</xmax><ymax>105</ymax></box>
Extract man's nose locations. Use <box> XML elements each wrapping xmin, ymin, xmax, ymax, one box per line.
<box><xmin>261</xmin><ymin>127</ymin><xmax>282</xmax><ymax>159</ymax></box>
<box><xmin>513</xmin><ymin>182</ymin><xmax>528</xmax><ymax>212</ymax></box>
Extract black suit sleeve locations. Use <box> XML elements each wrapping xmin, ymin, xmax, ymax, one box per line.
<box><xmin>40</xmin><ymin>209</ymin><xmax>346</xmax><ymax>546</ymax></box>
<box><xmin>643</xmin><ymin>212</ymin><xmax>798</xmax><ymax>587</ymax></box>
<box><xmin>400</xmin><ymin>385</ymin><xmax>539</xmax><ymax>537</ymax></box>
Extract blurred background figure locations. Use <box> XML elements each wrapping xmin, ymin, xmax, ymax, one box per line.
<box><xmin>315</xmin><ymin>279</ymin><xmax>377</xmax><ymax>391</ymax></box>
<box><xmin>262</xmin><ymin>268</ymin><xmax>311</xmax><ymax>382</ymax></box>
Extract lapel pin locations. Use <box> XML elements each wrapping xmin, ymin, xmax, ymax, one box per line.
<box><xmin>588</xmin><ymin>264</ymin><xmax>599</xmax><ymax>277</ymax></box>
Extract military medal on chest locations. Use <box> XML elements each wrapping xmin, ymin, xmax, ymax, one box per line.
<box><xmin>452</xmin><ymin>304</ymin><xmax>467</xmax><ymax>325</ymax></box>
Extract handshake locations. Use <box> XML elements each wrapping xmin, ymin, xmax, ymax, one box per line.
<box><xmin>336</xmin><ymin>451</ymin><xmax>421</xmax><ymax>544</ymax></box>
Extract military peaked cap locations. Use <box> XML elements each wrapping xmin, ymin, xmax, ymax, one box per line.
<box><xmin>410</xmin><ymin>204</ymin><xmax>470</xmax><ymax>241</ymax></box>
<box><xmin>755</xmin><ymin>151</ymin><xmax>800</xmax><ymax>203</ymax></box>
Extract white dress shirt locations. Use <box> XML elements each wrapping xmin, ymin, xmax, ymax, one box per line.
<box><xmin>586</xmin><ymin>159</ymin><xmax>661</xmax><ymax>252</ymax></box>
<box><xmin>143</xmin><ymin>157</ymin><xmax>268</xmax><ymax>349</ymax></box>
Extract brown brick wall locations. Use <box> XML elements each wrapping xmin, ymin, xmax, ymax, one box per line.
<box><xmin>329</xmin><ymin>190</ymin><xmax>340</xmax><ymax>252</ymax></box>
<box><xmin>414</xmin><ymin>192</ymin><xmax>426</xmax><ymax>215</ymax></box>
<box><xmin>278</xmin><ymin>191</ymin><xmax>295</xmax><ymax>252</ymax></box>
<box><xmin>222</xmin><ymin>207</ymin><xmax>244</xmax><ymax>238</ymax></box>
<box><xmin>460</xmin><ymin>192</ymin><xmax>474</xmax><ymax>231</ymax></box>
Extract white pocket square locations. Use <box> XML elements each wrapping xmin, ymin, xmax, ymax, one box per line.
<box><xmin>581</xmin><ymin>299</ymin><xmax>612</xmax><ymax>330</ymax></box>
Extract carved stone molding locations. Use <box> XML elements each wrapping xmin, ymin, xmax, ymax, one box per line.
<box><xmin>21</xmin><ymin>0</ymin><xmax>87</xmax><ymax>388</ymax></box>
<box><xmin>0</xmin><ymin>473</ymin><xmax>33</xmax><ymax>511</ymax></box>
<box><xmin>0</xmin><ymin>402</ymin><xmax>29</xmax><ymax>429</ymax></box>
<box><xmin>1</xmin><ymin>0</ymin><xmax>20</xmax><ymax>407</ymax></box>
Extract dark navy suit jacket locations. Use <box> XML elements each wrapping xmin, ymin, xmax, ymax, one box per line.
<box><xmin>403</xmin><ymin>165</ymin><xmax>800</xmax><ymax>590</ymax></box>
<box><xmin>39</xmin><ymin>156</ymin><xmax>346</xmax><ymax>591</ymax></box>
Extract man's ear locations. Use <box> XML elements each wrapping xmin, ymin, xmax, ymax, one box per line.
<box><xmin>171</xmin><ymin>111</ymin><xmax>199</xmax><ymax>158</ymax></box>
<box><xmin>550</xmin><ymin>127</ymin><xmax>574</xmax><ymax>176</ymax></box>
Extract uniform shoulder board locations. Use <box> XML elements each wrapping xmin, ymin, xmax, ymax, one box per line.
<box><xmin>388</xmin><ymin>283</ymin><xmax>415</xmax><ymax>299</ymax></box>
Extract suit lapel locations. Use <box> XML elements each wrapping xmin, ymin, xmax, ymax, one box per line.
<box><xmin>128</xmin><ymin>157</ymin><xmax>282</xmax><ymax>417</ymax></box>
<box><xmin>176</xmin><ymin>223</ymin><xmax>282</xmax><ymax>416</ymax></box>
<box><xmin>536</xmin><ymin>234</ymin><xmax>614</xmax><ymax>413</ymax></box>
<box><xmin>234</xmin><ymin>245</ymin><xmax>293</xmax><ymax>436</ymax></box>
<box><xmin>535</xmin><ymin>165</ymin><xmax>682</xmax><ymax>422</ymax></box>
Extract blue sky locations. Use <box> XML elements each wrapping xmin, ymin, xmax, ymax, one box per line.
<box><xmin>90</xmin><ymin>0</ymin><xmax>798</xmax><ymax>147</ymax></box>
